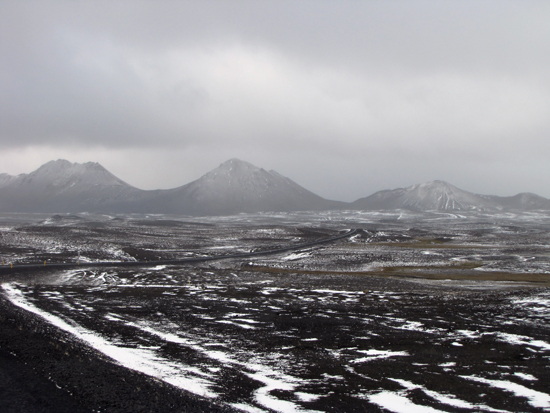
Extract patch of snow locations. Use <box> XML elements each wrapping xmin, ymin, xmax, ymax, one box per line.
<box><xmin>216</xmin><ymin>320</ymin><xmax>256</xmax><ymax>330</ymax></box>
<box><xmin>282</xmin><ymin>252</ymin><xmax>311</xmax><ymax>261</ymax></box>
<box><xmin>368</xmin><ymin>391</ymin><xmax>446</xmax><ymax>412</ymax></box>
<box><xmin>1</xmin><ymin>283</ymin><xmax>217</xmax><ymax>398</ymax></box>
<box><xmin>295</xmin><ymin>392</ymin><xmax>321</xmax><ymax>402</ymax></box>
<box><xmin>497</xmin><ymin>333</ymin><xmax>550</xmax><ymax>351</ymax></box>
<box><xmin>390</xmin><ymin>379</ymin><xmax>509</xmax><ymax>412</ymax></box>
<box><xmin>461</xmin><ymin>375</ymin><xmax>550</xmax><ymax>409</ymax></box>
<box><xmin>514</xmin><ymin>372</ymin><xmax>538</xmax><ymax>381</ymax></box>
<box><xmin>351</xmin><ymin>349</ymin><xmax>408</xmax><ymax>363</ymax></box>
<box><xmin>231</xmin><ymin>403</ymin><xmax>269</xmax><ymax>413</ymax></box>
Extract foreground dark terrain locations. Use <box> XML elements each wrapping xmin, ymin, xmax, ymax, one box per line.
<box><xmin>1</xmin><ymin>210</ymin><xmax>550</xmax><ymax>412</ymax></box>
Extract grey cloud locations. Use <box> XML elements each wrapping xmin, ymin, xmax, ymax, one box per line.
<box><xmin>1</xmin><ymin>1</ymin><xmax>549</xmax><ymax>200</ymax></box>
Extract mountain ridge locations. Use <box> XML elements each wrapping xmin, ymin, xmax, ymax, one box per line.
<box><xmin>0</xmin><ymin>159</ymin><xmax>345</xmax><ymax>215</ymax></box>
<box><xmin>0</xmin><ymin>159</ymin><xmax>145</xmax><ymax>213</ymax></box>
<box><xmin>350</xmin><ymin>180</ymin><xmax>550</xmax><ymax>212</ymax></box>
<box><xmin>0</xmin><ymin>159</ymin><xmax>548</xmax><ymax>215</ymax></box>
<box><xmin>142</xmin><ymin>159</ymin><xmax>345</xmax><ymax>215</ymax></box>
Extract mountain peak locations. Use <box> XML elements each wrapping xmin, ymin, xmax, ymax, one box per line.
<box><xmin>38</xmin><ymin>159</ymin><xmax>72</xmax><ymax>170</ymax></box>
<box><xmin>35</xmin><ymin>159</ymin><xmax>105</xmax><ymax>173</ymax></box>
<box><xmin>409</xmin><ymin>180</ymin><xmax>463</xmax><ymax>196</ymax></box>
<box><xmin>221</xmin><ymin>158</ymin><xmax>251</xmax><ymax>166</ymax></box>
<box><xmin>161</xmin><ymin>158</ymin><xmax>336</xmax><ymax>215</ymax></box>
<box><xmin>411</xmin><ymin>180</ymin><xmax>455</xmax><ymax>190</ymax></box>
<box><xmin>215</xmin><ymin>158</ymin><xmax>260</xmax><ymax>174</ymax></box>
<box><xmin>352</xmin><ymin>180</ymin><xmax>498</xmax><ymax>211</ymax></box>
<box><xmin>199</xmin><ymin>159</ymin><xmax>268</xmax><ymax>185</ymax></box>
<box><xmin>20</xmin><ymin>159</ymin><xmax>133</xmax><ymax>191</ymax></box>
<box><xmin>0</xmin><ymin>159</ymin><xmax>140</xmax><ymax>212</ymax></box>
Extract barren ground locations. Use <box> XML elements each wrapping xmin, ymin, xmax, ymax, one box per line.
<box><xmin>1</xmin><ymin>210</ymin><xmax>550</xmax><ymax>412</ymax></box>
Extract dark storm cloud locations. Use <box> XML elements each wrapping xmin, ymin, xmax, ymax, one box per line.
<box><xmin>1</xmin><ymin>1</ymin><xmax>550</xmax><ymax>199</ymax></box>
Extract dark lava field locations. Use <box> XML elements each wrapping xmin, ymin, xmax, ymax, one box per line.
<box><xmin>1</xmin><ymin>210</ymin><xmax>550</xmax><ymax>412</ymax></box>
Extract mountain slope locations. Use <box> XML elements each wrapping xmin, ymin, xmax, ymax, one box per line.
<box><xmin>0</xmin><ymin>160</ymin><xmax>146</xmax><ymax>212</ymax></box>
<box><xmin>484</xmin><ymin>192</ymin><xmax>550</xmax><ymax>211</ymax></box>
<box><xmin>0</xmin><ymin>159</ymin><xmax>343</xmax><ymax>215</ymax></box>
<box><xmin>1</xmin><ymin>160</ymin><xmax>548</xmax><ymax>214</ymax></box>
<box><xmin>350</xmin><ymin>180</ymin><xmax>501</xmax><ymax>212</ymax></box>
<box><xmin>146</xmin><ymin>159</ymin><xmax>344</xmax><ymax>215</ymax></box>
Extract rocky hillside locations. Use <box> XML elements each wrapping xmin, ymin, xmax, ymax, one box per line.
<box><xmin>145</xmin><ymin>159</ymin><xmax>344</xmax><ymax>215</ymax></box>
<box><xmin>0</xmin><ymin>159</ymin><xmax>343</xmax><ymax>215</ymax></box>
<box><xmin>350</xmin><ymin>180</ymin><xmax>550</xmax><ymax>212</ymax></box>
<box><xmin>0</xmin><ymin>160</ymin><xmax>145</xmax><ymax>213</ymax></box>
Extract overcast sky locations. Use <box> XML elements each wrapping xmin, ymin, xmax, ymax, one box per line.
<box><xmin>1</xmin><ymin>1</ymin><xmax>549</xmax><ymax>201</ymax></box>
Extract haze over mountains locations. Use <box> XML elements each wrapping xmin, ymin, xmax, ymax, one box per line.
<box><xmin>0</xmin><ymin>159</ymin><xmax>548</xmax><ymax>215</ymax></box>
<box><xmin>351</xmin><ymin>180</ymin><xmax>550</xmax><ymax>212</ymax></box>
<box><xmin>142</xmin><ymin>159</ymin><xmax>344</xmax><ymax>215</ymax></box>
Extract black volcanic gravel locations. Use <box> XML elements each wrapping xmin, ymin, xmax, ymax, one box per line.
<box><xmin>0</xmin><ymin>297</ymin><xmax>236</xmax><ymax>413</ymax></box>
<box><xmin>2</xmin><ymin>273</ymin><xmax>550</xmax><ymax>412</ymax></box>
<box><xmin>1</xmin><ymin>211</ymin><xmax>550</xmax><ymax>412</ymax></box>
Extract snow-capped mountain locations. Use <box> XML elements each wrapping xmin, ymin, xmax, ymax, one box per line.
<box><xmin>0</xmin><ymin>160</ymin><xmax>548</xmax><ymax>214</ymax></box>
<box><xmin>0</xmin><ymin>159</ymin><xmax>343</xmax><ymax>215</ymax></box>
<box><xmin>349</xmin><ymin>180</ymin><xmax>550</xmax><ymax>212</ymax></box>
<box><xmin>0</xmin><ymin>160</ymin><xmax>145</xmax><ymax>212</ymax></box>
<box><xmin>0</xmin><ymin>173</ymin><xmax>17</xmax><ymax>188</ymax></box>
<box><xmin>13</xmin><ymin>159</ymin><xmax>128</xmax><ymax>190</ymax></box>
<box><xmin>146</xmin><ymin>159</ymin><xmax>344</xmax><ymax>215</ymax></box>
<box><xmin>484</xmin><ymin>192</ymin><xmax>550</xmax><ymax>211</ymax></box>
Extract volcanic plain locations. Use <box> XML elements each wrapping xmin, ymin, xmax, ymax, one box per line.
<box><xmin>1</xmin><ymin>210</ymin><xmax>550</xmax><ymax>412</ymax></box>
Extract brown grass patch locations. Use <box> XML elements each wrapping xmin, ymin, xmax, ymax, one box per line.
<box><xmin>241</xmin><ymin>264</ymin><xmax>550</xmax><ymax>286</ymax></box>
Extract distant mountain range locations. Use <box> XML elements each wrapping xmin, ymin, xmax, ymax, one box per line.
<box><xmin>0</xmin><ymin>159</ymin><xmax>548</xmax><ymax>215</ymax></box>
<box><xmin>0</xmin><ymin>159</ymin><xmax>343</xmax><ymax>215</ymax></box>
<box><xmin>350</xmin><ymin>180</ymin><xmax>550</xmax><ymax>212</ymax></box>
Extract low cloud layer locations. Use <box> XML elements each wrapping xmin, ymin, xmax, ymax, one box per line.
<box><xmin>1</xmin><ymin>1</ymin><xmax>549</xmax><ymax>200</ymax></box>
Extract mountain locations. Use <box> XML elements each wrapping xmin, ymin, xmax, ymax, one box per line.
<box><xmin>349</xmin><ymin>180</ymin><xmax>550</xmax><ymax>212</ymax></box>
<box><xmin>1</xmin><ymin>160</ymin><xmax>548</xmax><ymax>215</ymax></box>
<box><xmin>145</xmin><ymin>159</ymin><xmax>344</xmax><ymax>215</ymax></box>
<box><xmin>0</xmin><ymin>160</ymin><xmax>145</xmax><ymax>213</ymax></box>
<box><xmin>0</xmin><ymin>173</ymin><xmax>17</xmax><ymax>188</ymax></box>
<box><xmin>0</xmin><ymin>159</ymin><xmax>343</xmax><ymax>215</ymax></box>
<box><xmin>484</xmin><ymin>192</ymin><xmax>550</xmax><ymax>211</ymax></box>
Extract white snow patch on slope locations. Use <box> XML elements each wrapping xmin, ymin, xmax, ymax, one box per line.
<box><xmin>282</xmin><ymin>252</ymin><xmax>311</xmax><ymax>261</ymax></box>
<box><xmin>369</xmin><ymin>391</ymin><xmax>445</xmax><ymax>413</ymax></box>
<box><xmin>461</xmin><ymin>375</ymin><xmax>550</xmax><ymax>410</ymax></box>
<box><xmin>514</xmin><ymin>372</ymin><xmax>538</xmax><ymax>381</ymax></box>
<box><xmin>497</xmin><ymin>333</ymin><xmax>550</xmax><ymax>351</ymax></box>
<box><xmin>351</xmin><ymin>349</ymin><xmax>408</xmax><ymax>363</ymax></box>
<box><xmin>390</xmin><ymin>379</ymin><xmax>509</xmax><ymax>412</ymax></box>
<box><xmin>122</xmin><ymin>318</ymin><xmax>322</xmax><ymax>412</ymax></box>
<box><xmin>1</xmin><ymin>283</ymin><xmax>217</xmax><ymax>398</ymax></box>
